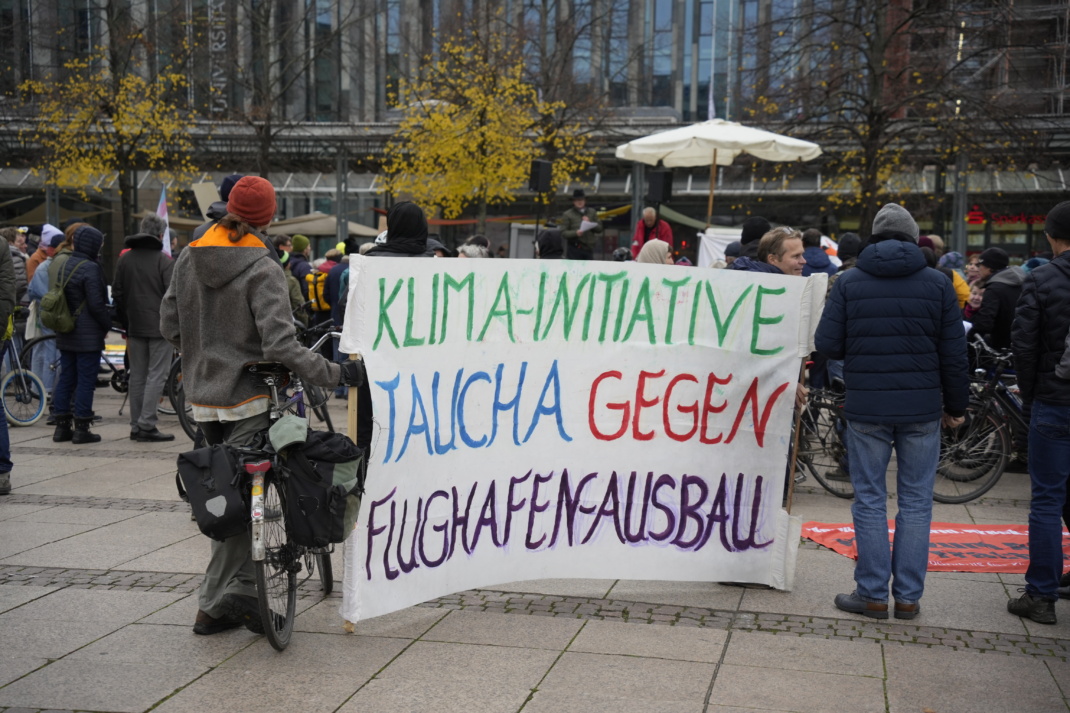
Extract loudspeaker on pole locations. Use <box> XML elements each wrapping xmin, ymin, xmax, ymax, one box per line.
<box><xmin>529</xmin><ymin>159</ymin><xmax>553</xmax><ymax>193</ymax></box>
<box><xmin>646</xmin><ymin>170</ymin><xmax>673</xmax><ymax>204</ymax></box>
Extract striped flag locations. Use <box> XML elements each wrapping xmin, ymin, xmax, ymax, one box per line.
<box><xmin>156</xmin><ymin>185</ymin><xmax>171</xmax><ymax>257</ymax></box>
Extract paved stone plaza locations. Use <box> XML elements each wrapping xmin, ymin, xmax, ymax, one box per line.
<box><xmin>1</xmin><ymin>390</ymin><xmax>1068</xmax><ymax>713</ymax></box>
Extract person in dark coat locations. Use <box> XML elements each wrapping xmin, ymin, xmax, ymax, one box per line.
<box><xmin>558</xmin><ymin>189</ymin><xmax>602</xmax><ymax>260</ymax></box>
<box><xmin>816</xmin><ymin>203</ymin><xmax>968</xmax><ymax>621</ymax></box>
<box><xmin>1007</xmin><ymin>201</ymin><xmax>1070</xmax><ymax>624</ymax></box>
<box><xmin>365</xmin><ymin>202</ymin><xmax>431</xmax><ymax>258</ymax></box>
<box><xmin>288</xmin><ymin>234</ymin><xmax>314</xmax><ymax>298</ymax></box>
<box><xmin>50</xmin><ymin>225</ymin><xmax>111</xmax><ymax>444</ymax></box>
<box><xmin>536</xmin><ymin>228</ymin><xmax>564</xmax><ymax>259</ymax></box>
<box><xmin>971</xmin><ymin>247</ymin><xmax>1025</xmax><ymax>350</ymax></box>
<box><xmin>801</xmin><ymin>228</ymin><xmax>837</xmax><ymax>277</ymax></box>
<box><xmin>727</xmin><ymin>226</ymin><xmax>806</xmax><ymax>275</ymax></box>
<box><xmin>0</xmin><ymin>235</ymin><xmax>15</xmax><ymax>494</ymax></box>
<box><xmin>113</xmin><ymin>214</ymin><xmax>176</xmax><ymax>442</ymax></box>
<box><xmin>737</xmin><ymin>216</ymin><xmax>772</xmax><ymax>259</ymax></box>
<box><xmin>192</xmin><ymin>174</ymin><xmax>243</xmax><ymax>240</ymax></box>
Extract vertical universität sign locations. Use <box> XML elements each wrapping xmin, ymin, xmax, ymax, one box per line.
<box><xmin>339</xmin><ymin>257</ymin><xmax>826</xmax><ymax>621</ymax></box>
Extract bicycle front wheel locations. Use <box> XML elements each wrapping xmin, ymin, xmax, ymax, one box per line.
<box><xmin>797</xmin><ymin>396</ymin><xmax>854</xmax><ymax>499</ymax></box>
<box><xmin>306</xmin><ymin>384</ymin><xmax>335</xmax><ymax>433</ymax></box>
<box><xmin>255</xmin><ymin>479</ymin><xmax>297</xmax><ymax>651</ymax></box>
<box><xmin>934</xmin><ymin>406</ymin><xmax>1010</xmax><ymax>504</ymax></box>
<box><xmin>2</xmin><ymin>369</ymin><xmax>47</xmax><ymax>426</ymax></box>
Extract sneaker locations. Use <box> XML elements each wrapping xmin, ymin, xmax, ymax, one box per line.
<box><xmin>894</xmin><ymin>601</ymin><xmax>920</xmax><ymax>620</ymax></box>
<box><xmin>834</xmin><ymin>591</ymin><xmax>889</xmax><ymax>619</ymax></box>
<box><xmin>825</xmin><ymin>466</ymin><xmax>851</xmax><ymax>482</ymax></box>
<box><xmin>220</xmin><ymin>593</ymin><xmax>265</xmax><ymax>634</ymax></box>
<box><xmin>1008</xmin><ymin>591</ymin><xmax>1056</xmax><ymax>625</ymax></box>
<box><xmin>193</xmin><ymin>608</ymin><xmax>242</xmax><ymax>635</ymax></box>
<box><xmin>0</xmin><ymin>471</ymin><xmax>10</xmax><ymax>496</ymax></box>
<box><xmin>135</xmin><ymin>428</ymin><xmax>176</xmax><ymax>442</ymax></box>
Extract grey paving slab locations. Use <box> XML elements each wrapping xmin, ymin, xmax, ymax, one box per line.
<box><xmin>538</xmin><ymin>652</ymin><xmax>713</xmax><ymax>704</ymax></box>
<box><xmin>17</xmin><ymin>459</ymin><xmax>175</xmax><ymax>497</ymax></box>
<box><xmin>524</xmin><ymin>691</ymin><xmax>705</xmax><ymax>713</ymax></box>
<box><xmin>0</xmin><ymin>618</ymin><xmax>122</xmax><ymax>658</ymax></box>
<box><xmin>965</xmin><ymin>504</ymin><xmax>1030</xmax><ymax>524</ymax></box>
<box><xmin>1046</xmin><ymin>659</ymin><xmax>1070</xmax><ymax>699</ymax></box>
<box><xmin>117</xmin><ymin>534</ymin><xmax>205</xmax><ymax>573</ymax></box>
<box><xmin>105</xmin><ymin>472</ymin><xmax>186</xmax><ymax>501</ymax></box>
<box><xmin>0</xmin><ymin>520</ymin><xmax>98</xmax><ymax>559</ymax></box>
<box><xmin>9</xmin><ymin>587</ymin><xmax>183</xmax><ymax>624</ymax></box>
<box><xmin>339</xmin><ymin>677</ymin><xmax>534</xmax><ymax>713</ymax></box>
<box><xmin>710</xmin><ymin>663</ymin><xmax>885</xmax><ymax>713</ymax></box>
<box><xmin>884</xmin><ymin>644</ymin><xmax>1066</xmax><ymax>713</ymax></box>
<box><xmin>0</xmin><ymin>583</ymin><xmax>59</xmax><ymax>613</ymax></box>
<box><xmin>154</xmin><ymin>667</ymin><xmax>369</xmax><ymax>713</ymax></box>
<box><xmin>5</xmin><ymin>456</ymin><xmax>124</xmax><ymax>484</ymax></box>
<box><xmin>706</xmin><ymin>707</ymin><xmax>795</xmax><ymax>713</ymax></box>
<box><xmin>723</xmin><ymin>630</ymin><xmax>883</xmax><ymax>676</ymax></box>
<box><xmin>492</xmin><ymin>577</ymin><xmax>617</xmax><ymax>598</ymax></box>
<box><xmin>68</xmin><ymin>622</ymin><xmax>256</xmax><ymax>667</ymax></box>
<box><xmin>0</xmin><ymin>511</ymin><xmax>196</xmax><ymax>568</ymax></box>
<box><xmin>138</xmin><ymin>593</ymin><xmax>199</xmax><ymax>626</ymax></box>
<box><xmin>605</xmin><ymin>579</ymin><xmax>745</xmax><ymax>610</ymax></box>
<box><xmin>569</xmin><ymin>618</ymin><xmax>727</xmax><ymax>663</ymax></box>
<box><xmin>377</xmin><ymin>640</ymin><xmax>558</xmax><ymax>689</ymax></box>
<box><xmin>299</xmin><ymin>603</ymin><xmax>446</xmax><ymax>638</ymax></box>
<box><xmin>913</xmin><ymin>576</ymin><xmax>1028</xmax><ymax>634</ymax></box>
<box><xmin>220</xmin><ymin>631</ymin><xmax>408</xmax><ymax>677</ymax></box>
<box><xmin>0</xmin><ymin>503</ymin><xmax>53</xmax><ymax>521</ymax></box>
<box><xmin>740</xmin><ymin>547</ymin><xmax>856</xmax><ymax>619</ymax></box>
<box><xmin>0</xmin><ymin>656</ymin><xmax>47</xmax><ymax>688</ymax></box>
<box><xmin>422</xmin><ymin>609</ymin><xmax>583</xmax><ymax>650</ymax></box>
<box><xmin>7</xmin><ymin>505</ymin><xmax>142</xmax><ymax>526</ymax></box>
<box><xmin>0</xmin><ymin>658</ymin><xmax>207</xmax><ymax>713</ymax></box>
<box><xmin>926</xmin><ymin>569</ymin><xmax>1003</xmax><ymax>583</ymax></box>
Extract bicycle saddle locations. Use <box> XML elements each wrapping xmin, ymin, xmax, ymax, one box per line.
<box><xmin>243</xmin><ymin>362</ymin><xmax>291</xmax><ymax>387</ymax></box>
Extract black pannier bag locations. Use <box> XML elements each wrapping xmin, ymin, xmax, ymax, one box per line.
<box><xmin>177</xmin><ymin>445</ymin><xmax>249</xmax><ymax>541</ymax></box>
<box><xmin>280</xmin><ymin>430</ymin><xmax>365</xmax><ymax>548</ymax></box>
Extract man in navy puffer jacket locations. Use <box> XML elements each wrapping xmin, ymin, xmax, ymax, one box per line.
<box><xmin>815</xmin><ymin>203</ymin><xmax>969</xmax><ymax>622</ymax></box>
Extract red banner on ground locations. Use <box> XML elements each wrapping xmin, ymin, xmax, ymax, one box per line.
<box><xmin>803</xmin><ymin>521</ymin><xmax>1070</xmax><ymax>573</ymax></box>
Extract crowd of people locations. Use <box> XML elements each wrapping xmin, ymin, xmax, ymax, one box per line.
<box><xmin>0</xmin><ymin>176</ymin><xmax>1066</xmax><ymax>634</ymax></box>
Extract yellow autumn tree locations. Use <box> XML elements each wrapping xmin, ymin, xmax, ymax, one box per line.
<box><xmin>381</xmin><ymin>25</ymin><xmax>593</xmax><ymax>232</ymax></box>
<box><xmin>20</xmin><ymin>49</ymin><xmax>196</xmax><ymax>235</ymax></box>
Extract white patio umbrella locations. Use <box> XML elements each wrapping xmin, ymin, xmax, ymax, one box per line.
<box><xmin>615</xmin><ymin>118</ymin><xmax>822</xmax><ymax>226</ymax></box>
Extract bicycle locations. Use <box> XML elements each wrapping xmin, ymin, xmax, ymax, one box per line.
<box><xmin>795</xmin><ymin>383</ymin><xmax>854</xmax><ymax>499</ymax></box>
<box><xmin>1</xmin><ymin>334</ymin><xmax>47</xmax><ymax>426</ymax></box>
<box><xmin>239</xmin><ymin>353</ymin><xmax>340</xmax><ymax>650</ymax></box>
<box><xmin>933</xmin><ymin>341</ymin><xmax>1019</xmax><ymax>504</ymax></box>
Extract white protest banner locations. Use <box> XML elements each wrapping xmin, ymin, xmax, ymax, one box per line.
<box><xmin>339</xmin><ymin>257</ymin><xmax>826</xmax><ymax>622</ymax></box>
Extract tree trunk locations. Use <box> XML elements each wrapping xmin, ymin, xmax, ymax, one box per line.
<box><xmin>476</xmin><ymin>196</ymin><xmax>487</xmax><ymax>235</ymax></box>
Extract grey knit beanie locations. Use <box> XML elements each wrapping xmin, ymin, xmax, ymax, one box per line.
<box><xmin>872</xmin><ymin>203</ymin><xmax>919</xmax><ymax>241</ymax></box>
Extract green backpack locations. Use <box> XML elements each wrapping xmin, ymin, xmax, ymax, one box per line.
<box><xmin>40</xmin><ymin>260</ymin><xmax>86</xmax><ymax>334</ymax></box>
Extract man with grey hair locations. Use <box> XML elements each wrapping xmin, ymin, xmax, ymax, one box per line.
<box><xmin>629</xmin><ymin>206</ymin><xmax>673</xmax><ymax>259</ymax></box>
<box><xmin>113</xmin><ymin>214</ymin><xmax>176</xmax><ymax>442</ymax></box>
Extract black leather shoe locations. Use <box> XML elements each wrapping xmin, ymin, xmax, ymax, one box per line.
<box><xmin>135</xmin><ymin>428</ymin><xmax>176</xmax><ymax>442</ymax></box>
<box><xmin>834</xmin><ymin>591</ymin><xmax>889</xmax><ymax>619</ymax></box>
<box><xmin>1008</xmin><ymin>591</ymin><xmax>1056</xmax><ymax>625</ymax></box>
<box><xmin>220</xmin><ymin>593</ymin><xmax>264</xmax><ymax>634</ymax></box>
<box><xmin>193</xmin><ymin>609</ymin><xmax>242</xmax><ymax>635</ymax></box>
<box><xmin>130</xmin><ymin>428</ymin><xmax>140</xmax><ymax>441</ymax></box>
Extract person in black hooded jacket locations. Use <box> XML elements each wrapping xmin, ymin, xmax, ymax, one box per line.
<box><xmin>50</xmin><ymin>225</ymin><xmax>111</xmax><ymax>444</ymax></box>
<box><xmin>536</xmin><ymin>228</ymin><xmax>564</xmax><ymax>259</ymax></box>
<box><xmin>365</xmin><ymin>202</ymin><xmax>431</xmax><ymax>258</ymax></box>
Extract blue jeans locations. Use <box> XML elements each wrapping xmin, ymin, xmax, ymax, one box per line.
<box><xmin>1025</xmin><ymin>400</ymin><xmax>1070</xmax><ymax>600</ymax></box>
<box><xmin>30</xmin><ymin>330</ymin><xmax>58</xmax><ymax>393</ymax></box>
<box><xmin>52</xmin><ymin>350</ymin><xmax>101</xmax><ymax>419</ymax></box>
<box><xmin>845</xmin><ymin>419</ymin><xmax>941</xmax><ymax>604</ymax></box>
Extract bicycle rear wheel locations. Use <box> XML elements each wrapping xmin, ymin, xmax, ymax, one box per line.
<box><xmin>934</xmin><ymin>405</ymin><xmax>1010</xmax><ymax>504</ymax></box>
<box><xmin>169</xmin><ymin>359</ymin><xmax>200</xmax><ymax>442</ymax></box>
<box><xmin>797</xmin><ymin>395</ymin><xmax>854</xmax><ymax>499</ymax></box>
<box><xmin>255</xmin><ymin>479</ymin><xmax>297</xmax><ymax>651</ymax></box>
<box><xmin>2</xmin><ymin>369</ymin><xmax>47</xmax><ymax>426</ymax></box>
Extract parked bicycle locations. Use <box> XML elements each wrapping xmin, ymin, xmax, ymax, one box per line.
<box><xmin>1</xmin><ymin>329</ymin><xmax>47</xmax><ymax>426</ymax></box>
<box><xmin>795</xmin><ymin>382</ymin><xmax>854</xmax><ymax>499</ymax></box>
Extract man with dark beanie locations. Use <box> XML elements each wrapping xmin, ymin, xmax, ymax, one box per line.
<box><xmin>1008</xmin><ymin>200</ymin><xmax>1070</xmax><ymax>624</ymax></box>
<box><xmin>738</xmin><ymin>216</ymin><xmax>772</xmax><ymax>259</ymax></box>
<box><xmin>816</xmin><ymin>203</ymin><xmax>968</xmax><ymax>621</ymax></box>
<box><xmin>192</xmin><ymin>173</ymin><xmax>244</xmax><ymax>240</ymax></box>
<box><xmin>971</xmin><ymin>247</ymin><xmax>1025</xmax><ymax>350</ymax></box>
<box><xmin>161</xmin><ymin>175</ymin><xmax>364</xmax><ymax>636</ymax></box>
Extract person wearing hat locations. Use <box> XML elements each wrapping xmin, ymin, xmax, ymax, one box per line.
<box><xmin>192</xmin><ymin>173</ymin><xmax>244</xmax><ymax>240</ymax></box>
<box><xmin>723</xmin><ymin>240</ymin><xmax>741</xmax><ymax>266</ymax></box>
<box><xmin>112</xmin><ymin>213</ymin><xmax>177</xmax><ymax>442</ymax></box>
<box><xmin>25</xmin><ymin>229</ymin><xmax>68</xmax><ymax>396</ymax></box>
<box><xmin>26</xmin><ymin>224</ymin><xmax>62</xmax><ymax>282</ymax></box>
<box><xmin>971</xmin><ymin>247</ymin><xmax>1025</xmax><ymax>351</ymax></box>
<box><xmin>738</xmin><ymin>216</ymin><xmax>772</xmax><ymax>259</ymax></box>
<box><xmin>161</xmin><ymin>175</ymin><xmax>364</xmax><ymax>636</ymax></box>
<box><xmin>559</xmin><ymin>188</ymin><xmax>602</xmax><ymax>260</ymax></box>
<box><xmin>289</xmin><ymin>233</ymin><xmax>313</xmax><ymax>298</ymax></box>
<box><xmin>49</xmin><ymin>225</ymin><xmax>112</xmax><ymax>445</ymax></box>
<box><xmin>816</xmin><ymin>203</ymin><xmax>968</xmax><ymax>622</ymax></box>
<box><xmin>1008</xmin><ymin>200</ymin><xmax>1070</xmax><ymax>623</ymax></box>
<box><xmin>279</xmin><ymin>249</ymin><xmax>308</xmax><ymax>327</ymax></box>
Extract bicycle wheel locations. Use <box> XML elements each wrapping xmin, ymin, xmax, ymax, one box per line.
<box><xmin>934</xmin><ymin>405</ymin><xmax>1010</xmax><ymax>504</ymax></box>
<box><xmin>2</xmin><ymin>369</ymin><xmax>47</xmax><ymax>426</ymax></box>
<box><xmin>18</xmin><ymin>334</ymin><xmax>58</xmax><ymax>370</ymax></box>
<box><xmin>255</xmin><ymin>478</ymin><xmax>297</xmax><ymax>651</ymax></box>
<box><xmin>307</xmin><ymin>385</ymin><xmax>335</xmax><ymax>432</ymax></box>
<box><xmin>797</xmin><ymin>395</ymin><xmax>854</xmax><ymax>499</ymax></box>
<box><xmin>170</xmin><ymin>361</ymin><xmax>199</xmax><ymax>442</ymax></box>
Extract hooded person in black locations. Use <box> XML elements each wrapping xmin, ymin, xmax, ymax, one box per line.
<box><xmin>366</xmin><ymin>202</ymin><xmax>430</xmax><ymax>258</ymax></box>
<box><xmin>536</xmin><ymin>228</ymin><xmax>565</xmax><ymax>259</ymax></box>
<box><xmin>192</xmin><ymin>174</ymin><xmax>244</xmax><ymax>240</ymax></box>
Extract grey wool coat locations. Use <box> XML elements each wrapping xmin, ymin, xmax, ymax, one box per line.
<box><xmin>159</xmin><ymin>226</ymin><xmax>340</xmax><ymax>413</ymax></box>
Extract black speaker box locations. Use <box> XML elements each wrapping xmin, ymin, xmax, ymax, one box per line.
<box><xmin>646</xmin><ymin>171</ymin><xmax>673</xmax><ymax>203</ymax></box>
<box><xmin>529</xmin><ymin>160</ymin><xmax>553</xmax><ymax>193</ymax></box>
